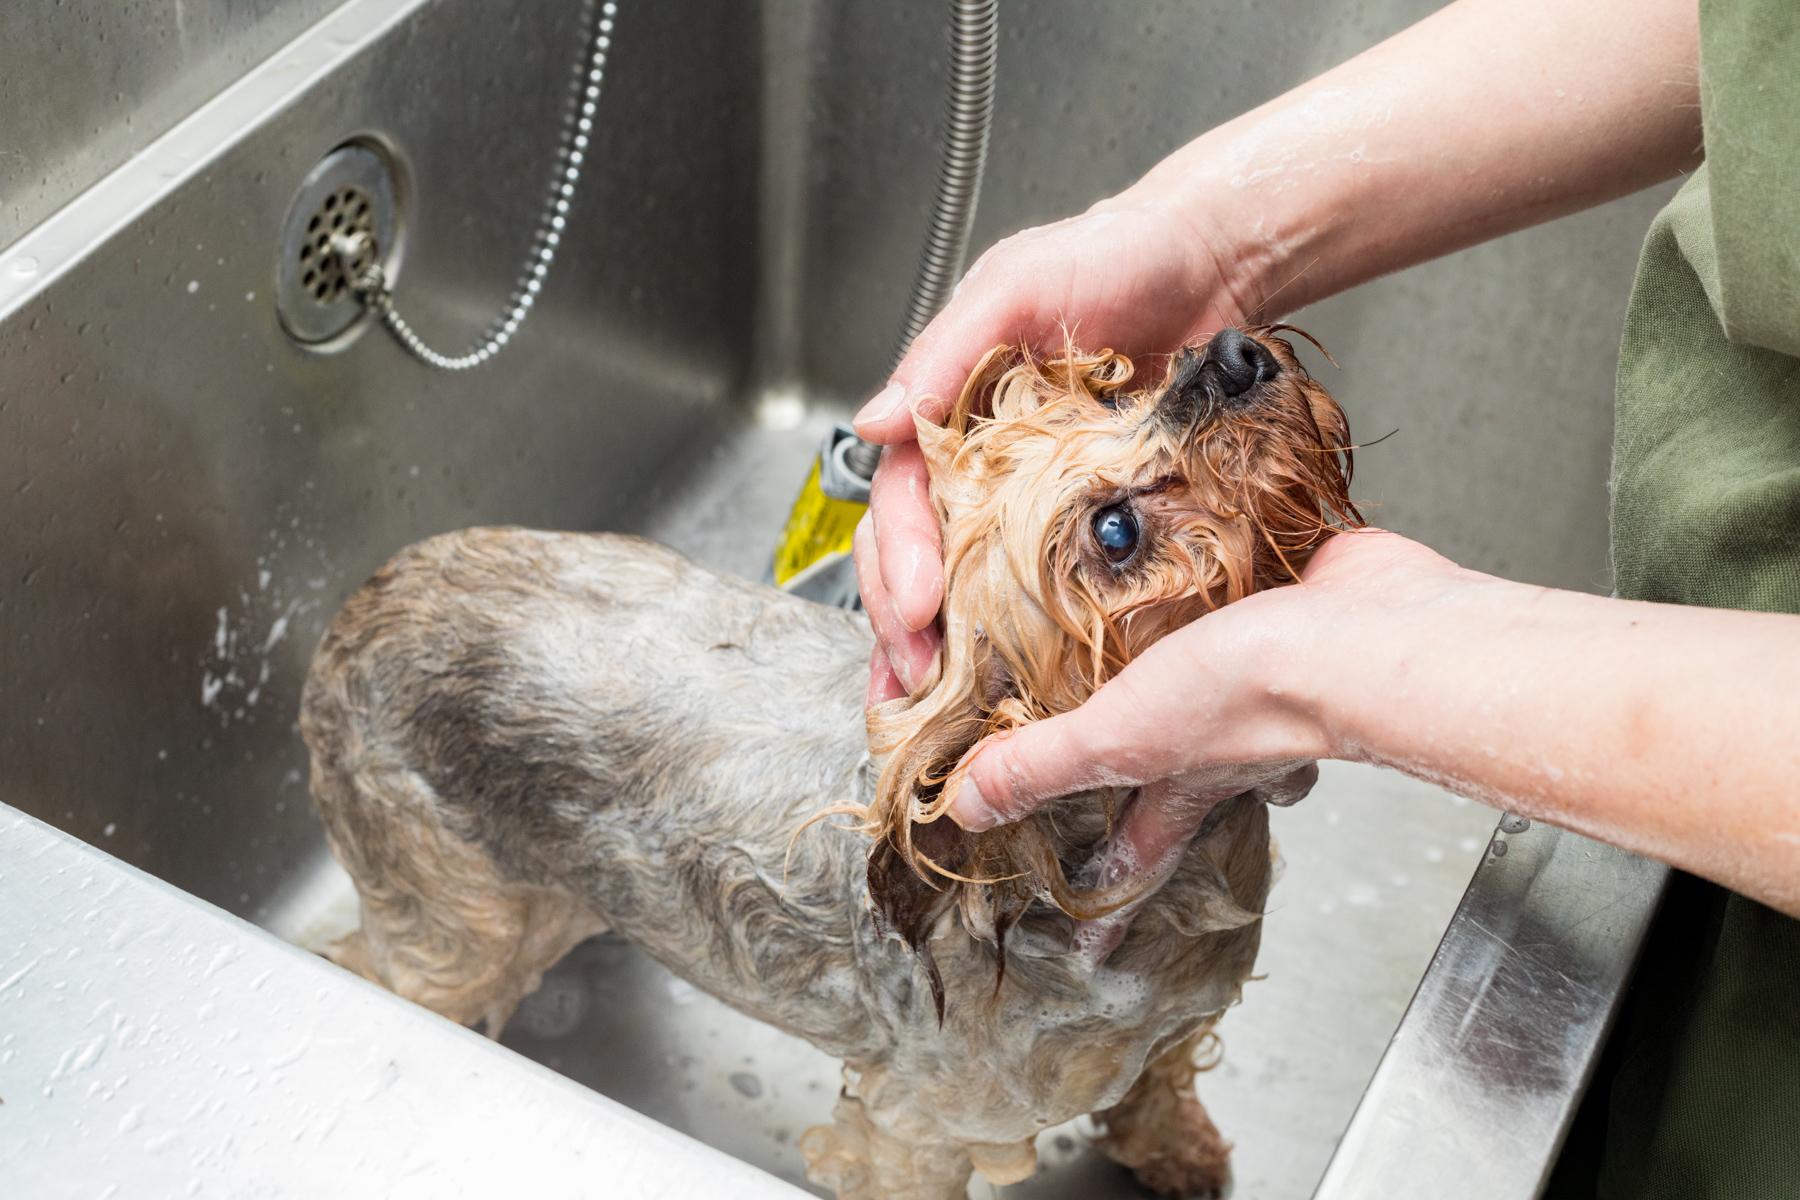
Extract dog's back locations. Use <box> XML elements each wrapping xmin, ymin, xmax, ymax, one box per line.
<box><xmin>301</xmin><ymin>527</ymin><xmax>882</xmax><ymax>1044</ymax></box>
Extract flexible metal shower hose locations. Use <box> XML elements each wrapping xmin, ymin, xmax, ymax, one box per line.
<box><xmin>834</xmin><ymin>0</ymin><xmax>1000</xmax><ymax>480</ymax></box>
<box><xmin>894</xmin><ymin>0</ymin><xmax>999</xmax><ymax>369</ymax></box>
<box><xmin>351</xmin><ymin>0</ymin><xmax>997</xmax><ymax>395</ymax></box>
<box><xmin>344</xmin><ymin>0</ymin><xmax>617</xmax><ymax>370</ymax></box>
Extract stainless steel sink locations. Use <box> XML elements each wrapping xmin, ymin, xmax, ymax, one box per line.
<box><xmin>0</xmin><ymin>0</ymin><xmax>1676</xmax><ymax>1195</ymax></box>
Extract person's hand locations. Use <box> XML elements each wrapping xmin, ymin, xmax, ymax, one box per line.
<box><xmin>942</xmin><ymin>529</ymin><xmax>1468</xmax><ymax>963</ymax></box>
<box><xmin>853</xmin><ymin>190</ymin><xmax>1266</xmax><ymax>705</ymax></box>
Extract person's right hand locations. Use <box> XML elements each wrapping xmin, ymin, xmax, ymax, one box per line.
<box><xmin>853</xmin><ymin>189</ymin><xmax>1266</xmax><ymax>705</ymax></box>
<box><xmin>942</xmin><ymin>529</ymin><xmax>1459</xmax><ymax>964</ymax></box>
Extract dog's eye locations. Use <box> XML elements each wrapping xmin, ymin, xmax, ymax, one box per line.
<box><xmin>1092</xmin><ymin>505</ymin><xmax>1139</xmax><ymax>564</ymax></box>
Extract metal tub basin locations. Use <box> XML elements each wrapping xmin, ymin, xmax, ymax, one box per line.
<box><xmin>0</xmin><ymin>0</ymin><xmax>1672</xmax><ymax>1194</ymax></box>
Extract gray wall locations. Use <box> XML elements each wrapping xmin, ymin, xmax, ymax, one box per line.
<box><xmin>0</xmin><ymin>0</ymin><xmax>343</xmax><ymax>247</ymax></box>
<box><xmin>774</xmin><ymin>0</ymin><xmax>1673</xmax><ymax>593</ymax></box>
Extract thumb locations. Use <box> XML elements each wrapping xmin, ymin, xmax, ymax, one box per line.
<box><xmin>946</xmin><ymin>654</ymin><xmax>1176</xmax><ymax>830</ymax></box>
<box><xmin>946</xmin><ymin>705</ymin><xmax>1143</xmax><ymax>832</ymax></box>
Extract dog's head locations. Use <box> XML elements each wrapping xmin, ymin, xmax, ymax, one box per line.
<box><xmin>862</xmin><ymin>327</ymin><xmax>1360</xmax><ymax>1007</ymax></box>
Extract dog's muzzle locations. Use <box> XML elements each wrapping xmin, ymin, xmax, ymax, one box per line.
<box><xmin>1202</xmin><ymin>327</ymin><xmax>1280</xmax><ymax>400</ymax></box>
<box><xmin>1157</xmin><ymin>327</ymin><xmax>1283</xmax><ymax>431</ymax></box>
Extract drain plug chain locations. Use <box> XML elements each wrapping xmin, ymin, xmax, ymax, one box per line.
<box><xmin>339</xmin><ymin>0</ymin><xmax>619</xmax><ymax>371</ymax></box>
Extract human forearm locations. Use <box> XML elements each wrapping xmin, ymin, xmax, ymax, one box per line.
<box><xmin>1120</xmin><ymin>0</ymin><xmax>1702</xmax><ymax>316</ymax></box>
<box><xmin>856</xmin><ymin>0</ymin><xmax>1703</xmax><ymax>709</ymax></box>
<box><xmin>1308</xmin><ymin>570</ymin><xmax>1800</xmax><ymax>913</ymax></box>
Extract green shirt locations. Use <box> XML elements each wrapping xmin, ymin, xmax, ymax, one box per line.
<box><xmin>1550</xmin><ymin>2</ymin><xmax>1800</xmax><ymax>1197</ymax></box>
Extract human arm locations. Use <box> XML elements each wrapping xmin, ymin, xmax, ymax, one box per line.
<box><xmin>945</xmin><ymin>531</ymin><xmax>1800</xmax><ymax>924</ymax></box>
<box><xmin>855</xmin><ymin>0</ymin><xmax>1702</xmax><ymax>701</ymax></box>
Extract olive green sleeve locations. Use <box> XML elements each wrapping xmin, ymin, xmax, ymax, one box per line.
<box><xmin>1698</xmin><ymin>0</ymin><xmax>1800</xmax><ymax>357</ymax></box>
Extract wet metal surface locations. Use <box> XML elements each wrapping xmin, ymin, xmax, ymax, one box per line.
<box><xmin>268</xmin><ymin>753</ymin><xmax>1499</xmax><ymax>1199</ymax></box>
<box><xmin>1316</xmin><ymin>826</ymin><xmax>1667</xmax><ymax>1199</ymax></box>
<box><xmin>0</xmin><ymin>0</ymin><xmax>758</xmax><ymax>916</ymax></box>
<box><xmin>0</xmin><ymin>0</ymin><xmax>341</xmax><ymax>246</ymax></box>
<box><xmin>0</xmin><ymin>806</ymin><xmax>808</xmax><ymax>1200</ymax></box>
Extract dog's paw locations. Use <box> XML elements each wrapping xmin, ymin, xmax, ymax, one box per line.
<box><xmin>1097</xmin><ymin>1097</ymin><xmax>1232</xmax><ymax>1198</ymax></box>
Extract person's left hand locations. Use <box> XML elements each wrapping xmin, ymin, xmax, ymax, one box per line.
<box><xmin>942</xmin><ymin>529</ymin><xmax>1467</xmax><ymax>963</ymax></box>
<box><xmin>852</xmin><ymin>193</ymin><xmax>1265</xmax><ymax>706</ymax></box>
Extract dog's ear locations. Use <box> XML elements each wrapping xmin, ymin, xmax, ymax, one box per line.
<box><xmin>1301</xmin><ymin>379</ymin><xmax>1356</xmax><ymax>505</ymax></box>
<box><xmin>914</xmin><ymin>414</ymin><xmax>964</xmax><ymax>482</ymax></box>
<box><xmin>1306</xmin><ymin>383</ymin><xmax>1350</xmax><ymax>461</ymax></box>
<box><xmin>910</xmin><ymin>344</ymin><xmax>1012</xmax><ymax>482</ymax></box>
<box><xmin>1257</xmin><ymin>325</ymin><xmax>1354</xmax><ymax>497</ymax></box>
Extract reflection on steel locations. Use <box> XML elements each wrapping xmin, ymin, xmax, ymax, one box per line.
<box><xmin>1313</xmin><ymin>821</ymin><xmax>1668</xmax><ymax>1199</ymax></box>
<box><xmin>0</xmin><ymin>806</ymin><xmax>806</xmax><ymax>1200</ymax></box>
<box><xmin>0</xmin><ymin>0</ymin><xmax>340</xmax><ymax>246</ymax></box>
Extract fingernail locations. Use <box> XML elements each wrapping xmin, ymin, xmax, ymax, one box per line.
<box><xmin>896</xmin><ymin>546</ymin><xmax>931</xmax><ymax>630</ymax></box>
<box><xmin>866</xmin><ymin>648</ymin><xmax>901</xmax><ymax>709</ymax></box>
<box><xmin>890</xmin><ymin>654</ymin><xmax>917</xmax><ymax>693</ymax></box>
<box><xmin>951</xmin><ymin>777</ymin><xmax>997</xmax><ymax>831</ymax></box>
<box><xmin>854</xmin><ymin>382</ymin><xmax>907</xmax><ymax>427</ymax></box>
<box><xmin>887</xmin><ymin>617</ymin><xmax>919</xmax><ymax>694</ymax></box>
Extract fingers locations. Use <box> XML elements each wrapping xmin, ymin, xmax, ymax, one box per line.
<box><xmin>1106</xmin><ymin>781</ymin><xmax>1220</xmax><ymax>884</ymax></box>
<box><xmin>853</xmin><ymin>514</ymin><xmax>939</xmax><ymax>695</ymax></box>
<box><xmin>948</xmin><ymin>652</ymin><xmax>1187</xmax><ymax>830</ymax></box>
<box><xmin>852</xmin><ymin>380</ymin><xmax>912</xmax><ymax>442</ymax></box>
<box><xmin>947</xmin><ymin>697</ymin><xmax>1143</xmax><ymax>832</ymax></box>
<box><xmin>1255</xmin><ymin>761</ymin><xmax>1318</xmax><ymax>807</ymax></box>
<box><xmin>1069</xmin><ymin>781</ymin><xmax>1217</xmax><ymax>968</ymax></box>
<box><xmin>866</xmin><ymin>645</ymin><xmax>905</xmax><ymax>708</ymax></box>
<box><xmin>854</xmin><ymin>354</ymin><xmax>950</xmax><ymax>710</ymax></box>
<box><xmin>868</xmin><ymin>444</ymin><xmax>943</xmax><ymax>633</ymax></box>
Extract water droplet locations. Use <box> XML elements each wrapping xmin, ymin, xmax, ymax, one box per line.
<box><xmin>1498</xmin><ymin>812</ymin><xmax>1531</xmax><ymax>835</ymax></box>
<box><xmin>1489</xmin><ymin>838</ymin><xmax>1509</xmax><ymax>858</ymax></box>
<box><xmin>9</xmin><ymin>256</ymin><xmax>40</xmax><ymax>279</ymax></box>
<box><xmin>728</xmin><ymin>1071</ymin><xmax>763</xmax><ymax>1099</ymax></box>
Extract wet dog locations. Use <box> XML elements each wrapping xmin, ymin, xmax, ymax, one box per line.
<box><xmin>300</xmin><ymin>327</ymin><xmax>1358</xmax><ymax>1198</ymax></box>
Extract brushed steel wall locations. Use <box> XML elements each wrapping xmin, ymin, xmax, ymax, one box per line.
<box><xmin>1</xmin><ymin>0</ymin><xmax>761</xmax><ymax>913</ymax></box>
<box><xmin>0</xmin><ymin>0</ymin><xmax>342</xmax><ymax>247</ymax></box>
<box><xmin>773</xmin><ymin>0</ymin><xmax>1673</xmax><ymax>593</ymax></box>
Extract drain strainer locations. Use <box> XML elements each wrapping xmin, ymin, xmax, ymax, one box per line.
<box><xmin>276</xmin><ymin>142</ymin><xmax>402</xmax><ymax>346</ymax></box>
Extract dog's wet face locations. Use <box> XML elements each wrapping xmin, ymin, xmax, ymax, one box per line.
<box><xmin>863</xmin><ymin>328</ymin><xmax>1359</xmax><ymax>997</ymax></box>
<box><xmin>916</xmin><ymin>325</ymin><xmax>1357</xmax><ymax>711</ymax></box>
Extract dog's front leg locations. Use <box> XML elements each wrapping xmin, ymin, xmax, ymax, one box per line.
<box><xmin>798</xmin><ymin>1069</ymin><xmax>989</xmax><ymax>1200</ymax></box>
<box><xmin>1090</xmin><ymin>1024</ymin><xmax>1232</xmax><ymax>1197</ymax></box>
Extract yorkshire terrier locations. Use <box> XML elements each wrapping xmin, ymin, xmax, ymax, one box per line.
<box><xmin>300</xmin><ymin>326</ymin><xmax>1359</xmax><ymax>1198</ymax></box>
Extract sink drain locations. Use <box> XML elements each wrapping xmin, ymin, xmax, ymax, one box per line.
<box><xmin>275</xmin><ymin>141</ymin><xmax>403</xmax><ymax>347</ymax></box>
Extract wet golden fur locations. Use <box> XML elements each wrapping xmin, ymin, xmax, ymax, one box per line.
<box><xmin>862</xmin><ymin>330</ymin><xmax>1357</xmax><ymax>999</ymax></box>
<box><xmin>301</xmin><ymin>327</ymin><xmax>1357</xmax><ymax>1198</ymax></box>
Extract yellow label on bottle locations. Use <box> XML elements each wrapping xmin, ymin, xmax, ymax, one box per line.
<box><xmin>772</xmin><ymin>458</ymin><xmax>869</xmax><ymax>586</ymax></box>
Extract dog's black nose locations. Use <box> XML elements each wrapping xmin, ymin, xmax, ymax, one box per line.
<box><xmin>1204</xmin><ymin>328</ymin><xmax>1279</xmax><ymax>399</ymax></box>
